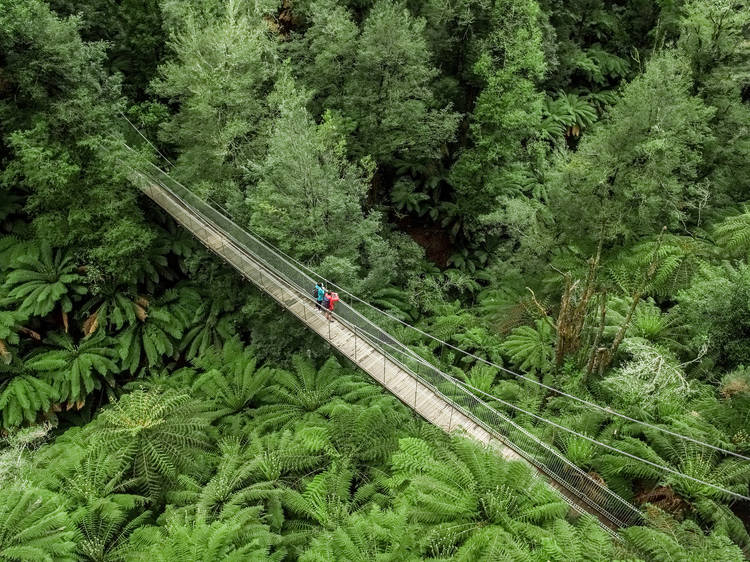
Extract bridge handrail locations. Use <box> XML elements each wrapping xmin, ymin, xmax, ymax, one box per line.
<box><xmin>126</xmin><ymin>151</ymin><xmax>645</xmax><ymax>529</ymax></box>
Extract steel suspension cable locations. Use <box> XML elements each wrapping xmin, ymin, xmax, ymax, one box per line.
<box><xmin>119</xmin><ymin>116</ymin><xmax>750</xmax><ymax>463</ymax></box>
<box><xmin>131</xmin><ymin>156</ymin><xmax>750</xmax><ymax>522</ymax></box>
<box><xmin>338</xmin><ymin>323</ymin><xmax>750</xmax><ymax>502</ymax></box>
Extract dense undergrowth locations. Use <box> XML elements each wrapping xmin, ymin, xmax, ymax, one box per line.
<box><xmin>1</xmin><ymin>0</ymin><xmax>749</xmax><ymax>559</ymax></box>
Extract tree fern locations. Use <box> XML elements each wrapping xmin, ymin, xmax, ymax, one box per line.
<box><xmin>622</xmin><ymin>518</ymin><xmax>744</xmax><ymax>561</ymax></box>
<box><xmin>283</xmin><ymin>462</ymin><xmax>357</xmax><ymax>533</ymax></box>
<box><xmin>181</xmin><ymin>297</ymin><xmax>237</xmax><ymax>360</ymax></box>
<box><xmin>0</xmin><ymin>308</ymin><xmax>28</xmax><ymax>364</ymax></box>
<box><xmin>0</xmin><ymin>487</ymin><xmax>76</xmax><ymax>561</ymax></box>
<box><xmin>607</xmin><ymin>234</ymin><xmax>711</xmax><ymax>298</ymax></box>
<box><xmin>124</xmin><ymin>506</ymin><xmax>279</xmax><ymax>562</ymax></box>
<box><xmin>538</xmin><ymin>516</ymin><xmax>613</xmax><ymax>561</ymax></box>
<box><xmin>91</xmin><ymin>389</ymin><xmax>214</xmax><ymax>499</ymax></box>
<box><xmin>191</xmin><ymin>338</ymin><xmax>269</xmax><ymax>415</ymax></box>
<box><xmin>75</xmin><ymin>506</ymin><xmax>152</xmax><ymax>562</ymax></box>
<box><xmin>79</xmin><ymin>283</ymin><xmax>142</xmax><ymax>335</ymax></box>
<box><xmin>500</xmin><ymin>319</ymin><xmax>555</xmax><ymax>373</ymax></box>
<box><xmin>166</xmin><ymin>438</ymin><xmax>281</xmax><ymax>524</ymax></box>
<box><xmin>26</xmin><ymin>331</ymin><xmax>119</xmax><ymax>405</ymax></box>
<box><xmin>391</xmin><ymin>436</ymin><xmax>568</xmax><ymax>558</ymax></box>
<box><xmin>253</xmin><ymin>356</ymin><xmax>380</xmax><ymax>433</ymax></box>
<box><xmin>2</xmin><ymin>241</ymin><xmax>86</xmax><ymax>318</ymax></box>
<box><xmin>370</xmin><ymin>286</ymin><xmax>420</xmax><ymax>323</ymax></box>
<box><xmin>40</xmin><ymin>448</ymin><xmax>146</xmax><ymax>519</ymax></box>
<box><xmin>0</xmin><ymin>363</ymin><xmax>58</xmax><ymax>428</ymax></box>
<box><xmin>321</xmin><ymin>402</ymin><xmax>405</xmax><ymax>470</ymax></box>
<box><xmin>116</xmin><ymin>286</ymin><xmax>199</xmax><ymax>373</ymax></box>
<box><xmin>599</xmin><ymin>431</ymin><xmax>750</xmax><ymax>506</ymax></box>
<box><xmin>714</xmin><ymin>206</ymin><xmax>750</xmax><ymax>258</ymax></box>
<box><xmin>299</xmin><ymin>506</ymin><xmax>419</xmax><ymax>562</ymax></box>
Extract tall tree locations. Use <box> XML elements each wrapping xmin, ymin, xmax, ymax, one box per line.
<box><xmin>247</xmin><ymin>69</ymin><xmax>386</xmax><ymax>284</ymax></box>
<box><xmin>152</xmin><ymin>1</ymin><xmax>278</xmax><ymax>206</ymax></box>
<box><xmin>0</xmin><ymin>0</ymin><xmax>156</xmax><ymax>280</ymax></box>
<box><xmin>549</xmin><ymin>51</ymin><xmax>715</xmax><ymax>251</ymax></box>
<box><xmin>448</xmin><ymin>0</ymin><xmax>547</xmax><ymax>238</ymax></box>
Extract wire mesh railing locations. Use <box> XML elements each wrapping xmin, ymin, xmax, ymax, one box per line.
<box><xmin>124</xmin><ymin>149</ymin><xmax>645</xmax><ymax>529</ymax></box>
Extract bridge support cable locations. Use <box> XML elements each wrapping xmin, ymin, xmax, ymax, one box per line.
<box><xmin>125</xmin><ymin>155</ymin><xmax>651</xmax><ymax>531</ymax></box>
<box><xmin>118</xmin><ymin>119</ymin><xmax>750</xmax><ymax>466</ymax></box>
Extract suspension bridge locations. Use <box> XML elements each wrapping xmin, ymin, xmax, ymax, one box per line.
<box><xmin>123</xmin><ymin>138</ymin><xmax>749</xmax><ymax>535</ymax></box>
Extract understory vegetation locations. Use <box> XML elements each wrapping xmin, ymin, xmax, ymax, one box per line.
<box><xmin>1</xmin><ymin>0</ymin><xmax>749</xmax><ymax>559</ymax></box>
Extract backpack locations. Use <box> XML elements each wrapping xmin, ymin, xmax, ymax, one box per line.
<box><xmin>313</xmin><ymin>286</ymin><xmax>319</xmax><ymax>299</ymax></box>
<box><xmin>322</xmin><ymin>295</ymin><xmax>331</xmax><ymax>309</ymax></box>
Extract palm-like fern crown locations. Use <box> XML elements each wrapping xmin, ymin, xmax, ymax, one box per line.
<box><xmin>253</xmin><ymin>356</ymin><xmax>379</xmax><ymax>433</ymax></box>
<box><xmin>124</xmin><ymin>506</ymin><xmax>278</xmax><ymax>562</ymax></box>
<box><xmin>601</xmin><ymin>428</ymin><xmax>750</xmax><ymax>503</ymax></box>
<box><xmin>623</xmin><ymin>508</ymin><xmax>745</xmax><ymax>561</ymax></box>
<box><xmin>0</xmin><ymin>308</ymin><xmax>28</xmax><ymax>363</ymax></box>
<box><xmin>166</xmin><ymin>438</ymin><xmax>281</xmax><ymax>524</ymax></box>
<box><xmin>606</xmin><ymin>234</ymin><xmax>712</xmax><ymax>298</ymax></box>
<box><xmin>192</xmin><ymin>338</ymin><xmax>270</xmax><ymax>414</ymax></box>
<box><xmin>92</xmin><ymin>389</ymin><xmax>214</xmax><ymax>499</ymax></box>
<box><xmin>26</xmin><ymin>331</ymin><xmax>119</xmax><ymax>405</ymax></box>
<box><xmin>117</xmin><ymin>285</ymin><xmax>200</xmax><ymax>373</ymax></box>
<box><xmin>500</xmin><ymin>318</ymin><xmax>555</xmax><ymax>372</ymax></box>
<box><xmin>0</xmin><ymin>487</ymin><xmax>77</xmax><ymax>562</ymax></box>
<box><xmin>714</xmin><ymin>206</ymin><xmax>750</xmax><ymax>258</ymax></box>
<box><xmin>283</xmin><ymin>462</ymin><xmax>358</xmax><ymax>532</ymax></box>
<box><xmin>50</xmin><ymin>450</ymin><xmax>146</xmax><ymax>517</ymax></box>
<box><xmin>0</xmin><ymin>358</ymin><xmax>59</xmax><ymax>428</ymax></box>
<box><xmin>391</xmin><ymin>437</ymin><xmax>569</xmax><ymax>558</ymax></box>
<box><xmin>79</xmin><ymin>282</ymin><xmax>141</xmax><ymax>334</ymax></box>
<box><xmin>2</xmin><ymin>242</ymin><xmax>86</xmax><ymax>317</ymax></box>
<box><xmin>299</xmin><ymin>506</ymin><xmax>419</xmax><ymax>562</ymax></box>
<box><xmin>182</xmin><ymin>298</ymin><xmax>238</xmax><ymax>360</ymax></box>
<box><xmin>321</xmin><ymin>402</ymin><xmax>406</xmax><ymax>468</ymax></box>
<box><xmin>75</xmin><ymin>506</ymin><xmax>152</xmax><ymax>562</ymax></box>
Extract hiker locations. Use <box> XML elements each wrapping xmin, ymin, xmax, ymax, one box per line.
<box><xmin>314</xmin><ymin>282</ymin><xmax>325</xmax><ymax>311</ymax></box>
<box><xmin>326</xmin><ymin>291</ymin><xmax>340</xmax><ymax>322</ymax></box>
<box><xmin>322</xmin><ymin>291</ymin><xmax>332</xmax><ymax>320</ymax></box>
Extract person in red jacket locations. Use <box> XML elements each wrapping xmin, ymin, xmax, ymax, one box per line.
<box><xmin>325</xmin><ymin>291</ymin><xmax>340</xmax><ymax>322</ymax></box>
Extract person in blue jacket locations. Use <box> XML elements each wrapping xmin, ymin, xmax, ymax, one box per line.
<box><xmin>315</xmin><ymin>282</ymin><xmax>326</xmax><ymax>312</ymax></box>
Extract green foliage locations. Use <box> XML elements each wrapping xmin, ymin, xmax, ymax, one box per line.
<box><xmin>26</xmin><ymin>331</ymin><xmax>119</xmax><ymax>405</ymax></box>
<box><xmin>2</xmin><ymin>242</ymin><xmax>86</xmax><ymax>318</ymax></box>
<box><xmin>247</xmin><ymin>69</ymin><xmax>385</xmax><ymax>284</ymax></box>
<box><xmin>391</xmin><ymin>436</ymin><xmax>569</xmax><ymax>558</ymax></box>
<box><xmin>116</xmin><ymin>286</ymin><xmax>198</xmax><ymax>373</ymax></box>
<box><xmin>550</xmin><ymin>51</ymin><xmax>715</xmax><ymax>249</ymax></box>
<box><xmin>92</xmin><ymin>389</ymin><xmax>214</xmax><ymax>498</ymax></box>
<box><xmin>191</xmin><ymin>339</ymin><xmax>271</xmax><ymax>414</ymax></box>
<box><xmin>297</xmin><ymin>0</ymin><xmax>460</xmax><ymax>168</ymax></box>
<box><xmin>2</xmin><ymin>0</ymin><xmax>750</xmax><ymax>557</ymax></box>
<box><xmin>151</xmin><ymin>0</ymin><xmax>277</xmax><ymax>189</ymax></box>
<box><xmin>253</xmin><ymin>356</ymin><xmax>381</xmax><ymax>433</ymax></box>
<box><xmin>449</xmin><ymin>0</ymin><xmax>546</xmax><ymax>236</ymax></box>
<box><xmin>181</xmin><ymin>298</ymin><xmax>237</xmax><ymax>360</ymax></box>
<box><xmin>0</xmin><ymin>487</ymin><xmax>76</xmax><ymax>561</ymax></box>
<box><xmin>0</xmin><ymin>367</ymin><xmax>59</xmax><ymax>429</ymax></box>
<box><xmin>623</xmin><ymin>514</ymin><xmax>744</xmax><ymax>561</ymax></box>
<box><xmin>299</xmin><ymin>506</ymin><xmax>418</xmax><ymax>562</ymax></box>
<box><xmin>500</xmin><ymin>319</ymin><xmax>555</xmax><ymax>373</ymax></box>
<box><xmin>124</xmin><ymin>506</ymin><xmax>278</xmax><ymax>561</ymax></box>
<box><xmin>0</xmin><ymin>0</ymin><xmax>156</xmax><ymax>279</ymax></box>
<box><xmin>676</xmin><ymin>263</ymin><xmax>750</xmax><ymax>367</ymax></box>
<box><xmin>714</xmin><ymin>206</ymin><xmax>750</xmax><ymax>258</ymax></box>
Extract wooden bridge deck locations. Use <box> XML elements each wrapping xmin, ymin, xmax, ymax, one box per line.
<box><xmin>134</xmin><ymin>175</ymin><xmax>630</xmax><ymax>532</ymax></box>
<box><xmin>138</xmin><ymin>178</ymin><xmax>521</xmax><ymax>462</ymax></box>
